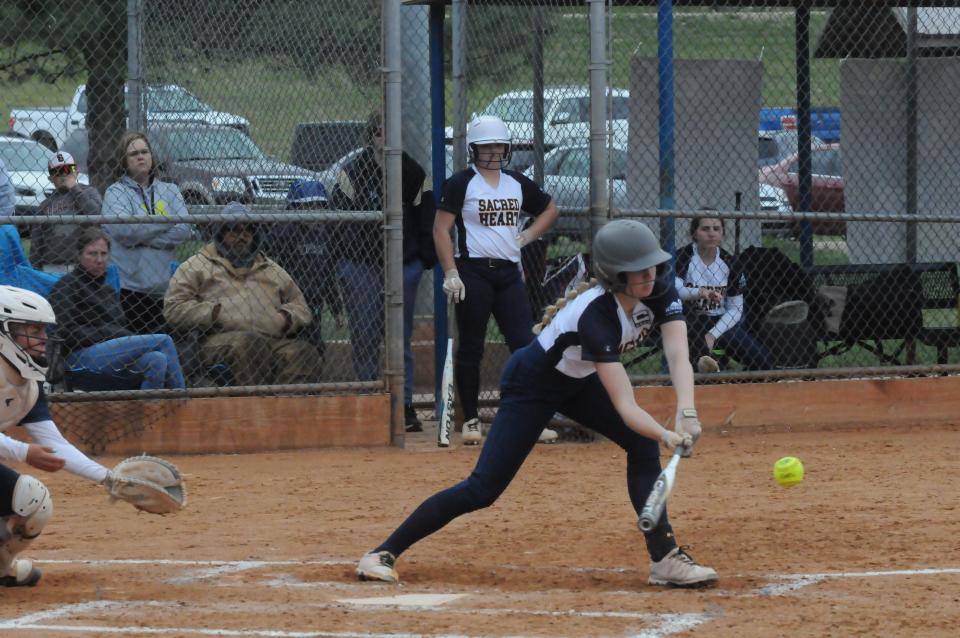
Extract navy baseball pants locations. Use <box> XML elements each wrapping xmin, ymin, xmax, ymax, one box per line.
<box><xmin>376</xmin><ymin>341</ymin><xmax>678</xmax><ymax>561</ymax></box>
<box><xmin>453</xmin><ymin>258</ymin><xmax>534</xmax><ymax>421</ymax></box>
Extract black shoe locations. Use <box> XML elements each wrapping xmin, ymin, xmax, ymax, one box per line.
<box><xmin>404</xmin><ymin>405</ymin><xmax>423</xmax><ymax>433</ymax></box>
<box><xmin>0</xmin><ymin>566</ymin><xmax>41</xmax><ymax>587</ymax></box>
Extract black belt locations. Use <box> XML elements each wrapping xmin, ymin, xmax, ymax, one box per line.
<box><xmin>460</xmin><ymin>257</ymin><xmax>516</xmax><ymax>269</ymax></box>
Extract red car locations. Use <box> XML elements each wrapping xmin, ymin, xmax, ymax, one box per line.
<box><xmin>758</xmin><ymin>143</ymin><xmax>845</xmax><ymax>235</ymax></box>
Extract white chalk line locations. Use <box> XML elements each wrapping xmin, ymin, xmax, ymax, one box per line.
<box><xmin>755</xmin><ymin>566</ymin><xmax>960</xmax><ymax>596</ymax></box>
<box><xmin>9</xmin><ymin>560</ymin><xmax>959</xmax><ymax>638</ymax></box>
<box><xmin>0</xmin><ymin>598</ymin><xmax>710</xmax><ymax>638</ymax></box>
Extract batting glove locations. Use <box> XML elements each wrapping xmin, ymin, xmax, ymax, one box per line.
<box><xmin>676</xmin><ymin>408</ymin><xmax>702</xmax><ymax>457</ymax></box>
<box><xmin>443</xmin><ymin>269</ymin><xmax>466</xmax><ymax>303</ymax></box>
<box><xmin>659</xmin><ymin>430</ymin><xmax>692</xmax><ymax>451</ymax></box>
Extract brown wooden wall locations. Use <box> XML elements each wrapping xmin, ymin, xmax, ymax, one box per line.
<box><xmin>7</xmin><ymin>376</ymin><xmax>954</xmax><ymax>456</ymax></box>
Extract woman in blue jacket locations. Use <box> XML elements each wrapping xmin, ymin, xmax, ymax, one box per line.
<box><xmin>102</xmin><ymin>132</ymin><xmax>195</xmax><ymax>335</ymax></box>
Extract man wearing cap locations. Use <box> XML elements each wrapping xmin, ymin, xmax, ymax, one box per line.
<box><xmin>31</xmin><ymin>152</ymin><xmax>103</xmax><ymax>273</ymax></box>
<box><xmin>163</xmin><ymin>201</ymin><xmax>320</xmax><ymax>386</ymax></box>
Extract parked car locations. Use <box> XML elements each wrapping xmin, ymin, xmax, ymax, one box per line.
<box><xmin>445</xmin><ymin>86</ymin><xmax>629</xmax><ymax>148</ymax></box>
<box><xmin>61</xmin><ymin>124</ymin><xmax>316</xmax><ymax>205</ymax></box>
<box><xmin>759</xmin><ymin>106</ymin><xmax>841</xmax><ymax>143</ymax></box>
<box><xmin>318</xmin><ymin>144</ymin><xmax>531</xmax><ymax>199</ymax></box>
<box><xmin>758</xmin><ymin>143</ymin><xmax>845</xmax><ymax>235</ymax></box>
<box><xmin>758</xmin><ymin>130</ymin><xmax>825</xmax><ymax>169</ymax></box>
<box><xmin>290</xmin><ymin>121</ymin><xmax>367</xmax><ymax>172</ymax></box>
<box><xmin>9</xmin><ymin>83</ymin><xmax>249</xmax><ymax>151</ymax></box>
<box><xmin>0</xmin><ymin>136</ymin><xmax>89</xmax><ymax>215</ymax></box>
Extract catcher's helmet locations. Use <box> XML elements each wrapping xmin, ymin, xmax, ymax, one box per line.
<box><xmin>592</xmin><ymin>220</ymin><xmax>671</xmax><ymax>293</ymax></box>
<box><xmin>0</xmin><ymin>285</ymin><xmax>56</xmax><ymax>381</ymax></box>
<box><xmin>467</xmin><ymin>114</ymin><xmax>512</xmax><ymax>170</ymax></box>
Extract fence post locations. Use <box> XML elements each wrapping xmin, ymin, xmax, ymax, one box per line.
<box><xmin>589</xmin><ymin>0</ymin><xmax>609</xmax><ymax>241</ymax></box>
<box><xmin>126</xmin><ymin>0</ymin><xmax>144</xmax><ymax>132</ymax></box>
<box><xmin>383</xmin><ymin>0</ymin><xmax>404</xmax><ymax>446</ymax></box>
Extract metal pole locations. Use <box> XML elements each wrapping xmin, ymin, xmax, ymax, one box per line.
<box><xmin>401</xmin><ymin>4</ymin><xmax>432</xmax><ymax>171</ymax></box>
<box><xmin>126</xmin><ymin>0</ymin><xmax>144</xmax><ymax>132</ymax></box>
<box><xmin>657</xmin><ymin>0</ymin><xmax>676</xmax><ymax>254</ymax></box>
<box><xmin>452</xmin><ymin>0</ymin><xmax>467</xmax><ymax>171</ymax></box>
<box><xmin>383</xmin><ymin>0</ymin><xmax>404</xmax><ymax>446</ymax></box>
<box><xmin>589</xmin><ymin>0</ymin><xmax>609</xmax><ymax>240</ymax></box>
<box><xmin>532</xmin><ymin>7</ymin><xmax>546</xmax><ymax>184</ymax></box>
<box><xmin>429</xmin><ymin>4</ymin><xmax>449</xmax><ymax>424</ymax></box>
<box><xmin>795</xmin><ymin>1</ymin><xmax>814</xmax><ymax>269</ymax></box>
<box><xmin>905</xmin><ymin>6</ymin><xmax>918</xmax><ymax>264</ymax></box>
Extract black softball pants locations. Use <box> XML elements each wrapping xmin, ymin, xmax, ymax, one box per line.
<box><xmin>453</xmin><ymin>258</ymin><xmax>534</xmax><ymax>421</ymax></box>
<box><xmin>376</xmin><ymin>341</ymin><xmax>676</xmax><ymax>561</ymax></box>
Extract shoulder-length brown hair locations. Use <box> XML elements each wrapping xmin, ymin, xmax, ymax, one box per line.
<box><xmin>114</xmin><ymin>132</ymin><xmax>157</xmax><ymax>181</ymax></box>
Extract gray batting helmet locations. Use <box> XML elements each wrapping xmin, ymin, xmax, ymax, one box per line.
<box><xmin>592</xmin><ymin>220</ymin><xmax>671</xmax><ymax>292</ymax></box>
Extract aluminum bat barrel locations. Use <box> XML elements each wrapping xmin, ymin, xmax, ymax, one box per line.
<box><xmin>638</xmin><ymin>447</ymin><xmax>684</xmax><ymax>532</ymax></box>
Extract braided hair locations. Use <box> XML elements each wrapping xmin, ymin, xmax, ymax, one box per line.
<box><xmin>532</xmin><ymin>278</ymin><xmax>599</xmax><ymax>335</ymax></box>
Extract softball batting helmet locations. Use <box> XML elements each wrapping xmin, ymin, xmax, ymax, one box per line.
<box><xmin>0</xmin><ymin>286</ymin><xmax>57</xmax><ymax>381</ymax></box>
<box><xmin>466</xmin><ymin>114</ymin><xmax>512</xmax><ymax>169</ymax></box>
<box><xmin>592</xmin><ymin>220</ymin><xmax>672</xmax><ymax>293</ymax></box>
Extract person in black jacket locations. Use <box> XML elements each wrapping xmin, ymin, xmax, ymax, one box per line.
<box><xmin>330</xmin><ymin>112</ymin><xmax>437</xmax><ymax>432</ymax></box>
<box><xmin>48</xmin><ymin>228</ymin><xmax>185</xmax><ymax>389</ymax></box>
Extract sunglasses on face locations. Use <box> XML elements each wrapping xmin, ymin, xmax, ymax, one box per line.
<box><xmin>49</xmin><ymin>166</ymin><xmax>76</xmax><ymax>177</ymax></box>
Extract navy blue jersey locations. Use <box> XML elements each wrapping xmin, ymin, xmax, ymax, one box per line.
<box><xmin>536</xmin><ymin>284</ymin><xmax>683</xmax><ymax>378</ymax></box>
<box><xmin>20</xmin><ymin>383</ymin><xmax>50</xmax><ymax>425</ymax></box>
<box><xmin>438</xmin><ymin>168</ymin><xmax>551</xmax><ymax>262</ymax></box>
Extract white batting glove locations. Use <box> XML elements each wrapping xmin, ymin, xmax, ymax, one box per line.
<box><xmin>443</xmin><ymin>269</ymin><xmax>466</xmax><ymax>303</ymax></box>
<box><xmin>675</xmin><ymin>408</ymin><xmax>702</xmax><ymax>457</ymax></box>
<box><xmin>659</xmin><ymin>429</ymin><xmax>692</xmax><ymax>451</ymax></box>
<box><xmin>515</xmin><ymin>229</ymin><xmax>535</xmax><ymax>249</ymax></box>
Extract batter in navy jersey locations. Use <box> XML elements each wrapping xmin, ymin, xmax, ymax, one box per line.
<box><xmin>435</xmin><ymin>115</ymin><xmax>559</xmax><ymax>445</ymax></box>
<box><xmin>0</xmin><ymin>286</ymin><xmax>146</xmax><ymax>588</ymax></box>
<box><xmin>357</xmin><ymin>220</ymin><xmax>718</xmax><ymax>588</ymax></box>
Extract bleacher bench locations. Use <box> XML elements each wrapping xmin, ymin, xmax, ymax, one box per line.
<box><xmin>807</xmin><ymin>261</ymin><xmax>960</xmax><ymax>366</ymax></box>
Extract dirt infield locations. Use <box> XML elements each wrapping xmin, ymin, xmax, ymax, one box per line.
<box><xmin>2</xmin><ymin>423</ymin><xmax>959</xmax><ymax>637</ymax></box>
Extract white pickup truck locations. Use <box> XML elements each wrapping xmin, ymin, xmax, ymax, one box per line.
<box><xmin>9</xmin><ymin>83</ymin><xmax>249</xmax><ymax>151</ymax></box>
<box><xmin>447</xmin><ymin>86</ymin><xmax>630</xmax><ymax>149</ymax></box>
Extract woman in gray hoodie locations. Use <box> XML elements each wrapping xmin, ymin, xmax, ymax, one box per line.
<box><xmin>102</xmin><ymin>132</ymin><xmax>195</xmax><ymax>334</ymax></box>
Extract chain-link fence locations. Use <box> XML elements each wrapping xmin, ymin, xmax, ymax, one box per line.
<box><xmin>3</xmin><ymin>2</ymin><xmax>960</xmax><ymax>444</ymax></box>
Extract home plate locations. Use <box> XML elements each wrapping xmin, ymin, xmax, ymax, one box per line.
<box><xmin>337</xmin><ymin>593</ymin><xmax>466</xmax><ymax>606</ymax></box>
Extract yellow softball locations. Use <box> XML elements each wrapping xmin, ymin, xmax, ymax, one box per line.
<box><xmin>773</xmin><ymin>456</ymin><xmax>804</xmax><ymax>487</ymax></box>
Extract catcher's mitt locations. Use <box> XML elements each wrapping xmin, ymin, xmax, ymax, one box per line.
<box><xmin>103</xmin><ymin>455</ymin><xmax>187</xmax><ymax>514</ymax></box>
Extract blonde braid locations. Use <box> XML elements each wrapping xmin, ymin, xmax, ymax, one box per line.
<box><xmin>533</xmin><ymin>278</ymin><xmax>598</xmax><ymax>335</ymax></box>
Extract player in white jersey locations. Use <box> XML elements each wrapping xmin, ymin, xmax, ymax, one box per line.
<box><xmin>674</xmin><ymin>214</ymin><xmax>771</xmax><ymax>372</ymax></box>
<box><xmin>435</xmin><ymin>115</ymin><xmax>559</xmax><ymax>445</ymax></box>
<box><xmin>0</xmin><ymin>286</ymin><xmax>130</xmax><ymax>587</ymax></box>
<box><xmin>358</xmin><ymin>220</ymin><xmax>717</xmax><ymax>588</ymax></box>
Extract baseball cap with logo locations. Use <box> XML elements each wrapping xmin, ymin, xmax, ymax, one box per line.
<box><xmin>48</xmin><ymin>151</ymin><xmax>76</xmax><ymax>171</ymax></box>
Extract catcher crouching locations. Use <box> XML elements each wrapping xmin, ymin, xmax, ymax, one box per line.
<box><xmin>0</xmin><ymin>286</ymin><xmax>185</xmax><ymax>587</ymax></box>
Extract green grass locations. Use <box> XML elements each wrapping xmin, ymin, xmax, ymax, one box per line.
<box><xmin>4</xmin><ymin>7</ymin><xmax>837</xmax><ymax>163</ymax></box>
<box><xmin>452</xmin><ymin>7</ymin><xmax>837</xmax><ymax>123</ymax></box>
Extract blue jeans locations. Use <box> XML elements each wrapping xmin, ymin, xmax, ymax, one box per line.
<box><xmin>65</xmin><ymin>334</ymin><xmax>186</xmax><ymax>390</ymax></box>
<box><xmin>339</xmin><ymin>260</ymin><xmax>384</xmax><ymax>382</ymax></box>
<box><xmin>686</xmin><ymin>314</ymin><xmax>773</xmax><ymax>371</ymax></box>
<box><xmin>403</xmin><ymin>259</ymin><xmax>425</xmax><ymax>405</ymax></box>
<box><xmin>375</xmin><ymin>341</ymin><xmax>672</xmax><ymax>559</ymax></box>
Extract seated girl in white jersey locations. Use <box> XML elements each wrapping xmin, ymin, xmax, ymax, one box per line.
<box><xmin>357</xmin><ymin>220</ymin><xmax>717</xmax><ymax>588</ymax></box>
<box><xmin>674</xmin><ymin>214</ymin><xmax>772</xmax><ymax>373</ymax></box>
<box><xmin>434</xmin><ymin>114</ymin><xmax>559</xmax><ymax>445</ymax></box>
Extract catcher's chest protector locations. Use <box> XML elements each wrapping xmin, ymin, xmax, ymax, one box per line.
<box><xmin>0</xmin><ymin>357</ymin><xmax>38</xmax><ymax>432</ymax></box>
